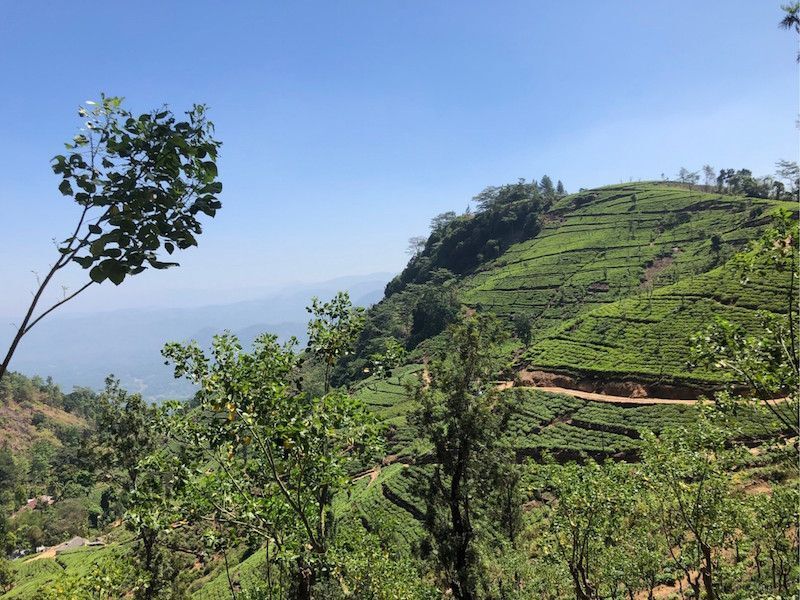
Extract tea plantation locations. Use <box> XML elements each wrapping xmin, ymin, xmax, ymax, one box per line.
<box><xmin>461</xmin><ymin>183</ymin><xmax>794</xmax><ymax>384</ymax></box>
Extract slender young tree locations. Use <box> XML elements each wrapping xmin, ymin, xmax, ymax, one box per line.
<box><xmin>0</xmin><ymin>95</ymin><xmax>222</xmax><ymax>382</ymax></box>
<box><xmin>641</xmin><ymin>416</ymin><xmax>747</xmax><ymax>600</ymax></box>
<box><xmin>702</xmin><ymin>164</ymin><xmax>716</xmax><ymax>190</ymax></box>
<box><xmin>411</xmin><ymin>313</ymin><xmax>510</xmax><ymax>600</ymax></box>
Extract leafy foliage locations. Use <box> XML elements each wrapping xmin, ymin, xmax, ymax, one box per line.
<box><xmin>410</xmin><ymin>314</ymin><xmax>512</xmax><ymax>600</ymax></box>
<box><xmin>159</xmin><ymin>295</ymin><xmax>378</xmax><ymax>598</ymax></box>
<box><xmin>1</xmin><ymin>95</ymin><xmax>222</xmax><ymax>382</ymax></box>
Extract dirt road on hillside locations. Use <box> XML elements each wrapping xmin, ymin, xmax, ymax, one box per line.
<box><xmin>512</xmin><ymin>369</ymin><xmax>709</xmax><ymax>404</ymax></box>
<box><xmin>519</xmin><ymin>384</ymin><xmax>703</xmax><ymax>405</ymax></box>
<box><xmin>508</xmin><ymin>378</ymin><xmax>787</xmax><ymax>406</ymax></box>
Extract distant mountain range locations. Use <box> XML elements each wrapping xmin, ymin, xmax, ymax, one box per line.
<box><xmin>3</xmin><ymin>273</ymin><xmax>389</xmax><ymax>400</ymax></box>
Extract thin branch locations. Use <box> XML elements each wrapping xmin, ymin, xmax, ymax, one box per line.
<box><xmin>23</xmin><ymin>281</ymin><xmax>95</xmax><ymax>335</ymax></box>
<box><xmin>237</xmin><ymin>409</ymin><xmax>321</xmax><ymax>550</ymax></box>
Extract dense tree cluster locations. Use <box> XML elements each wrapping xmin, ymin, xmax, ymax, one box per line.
<box><xmin>0</xmin><ymin>372</ymin><xmax>98</xmax><ymax>419</ymax></box>
<box><xmin>387</xmin><ymin>176</ymin><xmax>566</xmax><ymax>298</ymax></box>
<box><xmin>675</xmin><ymin>161</ymin><xmax>799</xmax><ymax>199</ymax></box>
<box><xmin>0</xmin><ymin>375</ymin><xmax>101</xmax><ymax>559</ymax></box>
<box><xmin>336</xmin><ymin>177</ymin><xmax>566</xmax><ymax>386</ymax></box>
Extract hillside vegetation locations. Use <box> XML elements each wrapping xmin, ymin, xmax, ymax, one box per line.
<box><xmin>0</xmin><ymin>373</ymin><xmax>91</xmax><ymax>454</ymax></box>
<box><xmin>1</xmin><ymin>180</ymin><xmax>797</xmax><ymax>600</ymax></box>
<box><xmin>344</xmin><ymin>182</ymin><xmax>794</xmax><ymax>395</ymax></box>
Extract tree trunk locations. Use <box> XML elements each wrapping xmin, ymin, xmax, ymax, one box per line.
<box><xmin>448</xmin><ymin>442</ymin><xmax>475</xmax><ymax>600</ymax></box>
<box><xmin>293</xmin><ymin>559</ymin><xmax>314</xmax><ymax>600</ymax></box>
<box><xmin>700</xmin><ymin>542</ymin><xmax>716</xmax><ymax>600</ymax></box>
<box><xmin>570</xmin><ymin>567</ymin><xmax>592</xmax><ymax>600</ymax></box>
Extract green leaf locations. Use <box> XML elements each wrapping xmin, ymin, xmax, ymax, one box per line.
<box><xmin>59</xmin><ymin>180</ymin><xmax>73</xmax><ymax>196</ymax></box>
<box><xmin>149</xmin><ymin>260</ymin><xmax>179</xmax><ymax>269</ymax></box>
<box><xmin>89</xmin><ymin>265</ymin><xmax>107</xmax><ymax>283</ymax></box>
<box><xmin>202</xmin><ymin>161</ymin><xmax>218</xmax><ymax>177</ymax></box>
<box><xmin>100</xmin><ymin>259</ymin><xmax>126</xmax><ymax>286</ymax></box>
<box><xmin>107</xmin><ymin>268</ymin><xmax>126</xmax><ymax>285</ymax></box>
<box><xmin>73</xmin><ymin>256</ymin><xmax>95</xmax><ymax>269</ymax></box>
<box><xmin>88</xmin><ymin>224</ymin><xmax>102</xmax><ymax>235</ymax></box>
<box><xmin>90</xmin><ymin>238</ymin><xmax>105</xmax><ymax>257</ymax></box>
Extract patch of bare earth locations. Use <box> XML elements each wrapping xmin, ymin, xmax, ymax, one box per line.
<box><xmin>640</xmin><ymin>254</ymin><xmax>675</xmax><ymax>289</ymax></box>
<box><xmin>514</xmin><ymin>370</ymin><xmax>701</xmax><ymax>405</ymax></box>
<box><xmin>743</xmin><ymin>479</ymin><xmax>772</xmax><ymax>496</ymax></box>
<box><xmin>352</xmin><ymin>465</ymin><xmax>384</xmax><ymax>487</ymax></box>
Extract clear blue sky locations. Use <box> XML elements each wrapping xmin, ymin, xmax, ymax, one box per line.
<box><xmin>0</xmin><ymin>1</ymin><xmax>797</xmax><ymax>316</ymax></box>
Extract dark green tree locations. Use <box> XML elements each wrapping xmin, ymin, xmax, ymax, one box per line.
<box><xmin>411</xmin><ymin>314</ymin><xmax>510</xmax><ymax>600</ymax></box>
<box><xmin>0</xmin><ymin>557</ymin><xmax>12</xmax><ymax>594</ymax></box>
<box><xmin>305</xmin><ymin>292</ymin><xmax>366</xmax><ymax>394</ymax></box>
<box><xmin>540</xmin><ymin>175</ymin><xmax>555</xmax><ymax>202</ymax></box>
<box><xmin>161</xmin><ymin>294</ymin><xmax>377</xmax><ymax>599</ymax></box>
<box><xmin>409</xmin><ymin>286</ymin><xmax>460</xmax><ymax>347</ymax></box>
<box><xmin>93</xmin><ymin>378</ymin><xmax>180</xmax><ymax>599</ymax></box>
<box><xmin>512</xmin><ymin>313</ymin><xmax>535</xmax><ymax>347</ymax></box>
<box><xmin>95</xmin><ymin>377</ymin><xmax>158</xmax><ymax>490</ymax></box>
<box><xmin>0</xmin><ymin>445</ymin><xmax>18</xmax><ymax>505</ymax></box>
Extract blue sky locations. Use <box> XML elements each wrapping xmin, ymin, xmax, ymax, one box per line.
<box><xmin>0</xmin><ymin>1</ymin><xmax>797</xmax><ymax>316</ymax></box>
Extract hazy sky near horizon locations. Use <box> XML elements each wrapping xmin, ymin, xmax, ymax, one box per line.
<box><xmin>0</xmin><ymin>1</ymin><xmax>797</xmax><ymax>317</ymax></box>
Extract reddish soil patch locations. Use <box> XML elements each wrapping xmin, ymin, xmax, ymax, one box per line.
<box><xmin>518</xmin><ymin>370</ymin><xmax>708</xmax><ymax>405</ymax></box>
<box><xmin>515</xmin><ymin>370</ymin><xmax>705</xmax><ymax>405</ymax></box>
<box><xmin>640</xmin><ymin>255</ymin><xmax>674</xmax><ymax>289</ymax></box>
<box><xmin>587</xmin><ymin>281</ymin><xmax>610</xmax><ymax>293</ymax></box>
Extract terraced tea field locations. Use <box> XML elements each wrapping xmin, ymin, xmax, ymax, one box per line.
<box><xmin>351</xmin><ymin>386</ymin><xmax>792</xmax><ymax>534</ymax></box>
<box><xmin>525</xmin><ymin>260</ymin><xmax>791</xmax><ymax>387</ymax></box>
<box><xmin>464</xmin><ymin>184</ymin><xmax>787</xmax><ymax>322</ymax></box>
<box><xmin>1</xmin><ymin>545</ymin><xmax>121</xmax><ymax>600</ymax></box>
<box><xmin>458</xmin><ymin>183</ymin><xmax>794</xmax><ymax>388</ymax></box>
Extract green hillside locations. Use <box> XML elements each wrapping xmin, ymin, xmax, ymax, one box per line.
<box><xmin>525</xmin><ymin>259</ymin><xmax>790</xmax><ymax>388</ymax></box>
<box><xmin>2</xmin><ymin>181</ymin><xmax>796</xmax><ymax>600</ymax></box>
<box><xmin>346</xmin><ymin>182</ymin><xmax>793</xmax><ymax>394</ymax></box>
<box><xmin>463</xmin><ymin>183</ymin><xmax>793</xmax><ymax>389</ymax></box>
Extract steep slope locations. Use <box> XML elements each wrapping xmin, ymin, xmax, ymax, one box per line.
<box><xmin>0</xmin><ymin>373</ymin><xmax>90</xmax><ymax>453</ymax></box>
<box><xmin>461</xmin><ymin>183</ymin><xmax>793</xmax><ymax>392</ymax></box>
<box><xmin>524</xmin><ymin>259</ymin><xmax>790</xmax><ymax>393</ymax></box>
<box><xmin>462</xmin><ymin>183</ymin><xmax>787</xmax><ymax>327</ymax></box>
<box><xmin>347</xmin><ymin>182</ymin><xmax>793</xmax><ymax>394</ymax></box>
